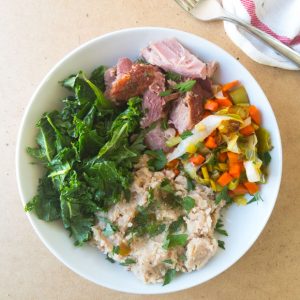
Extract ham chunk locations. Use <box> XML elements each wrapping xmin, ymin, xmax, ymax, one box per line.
<box><xmin>141</xmin><ymin>38</ymin><xmax>217</xmax><ymax>79</ymax></box>
<box><xmin>169</xmin><ymin>80</ymin><xmax>211</xmax><ymax>133</ymax></box>
<box><xmin>104</xmin><ymin>58</ymin><xmax>157</xmax><ymax>105</ymax></box>
<box><xmin>140</xmin><ymin>71</ymin><xmax>166</xmax><ymax>128</ymax></box>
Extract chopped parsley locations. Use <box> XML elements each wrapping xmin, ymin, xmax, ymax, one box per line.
<box><xmin>112</xmin><ymin>245</ymin><xmax>120</xmax><ymax>255</ymax></box>
<box><xmin>215</xmin><ymin>218</ymin><xmax>228</xmax><ymax>236</ymax></box>
<box><xmin>182</xmin><ymin>196</ymin><xmax>195</xmax><ymax>213</ymax></box>
<box><xmin>159</xmin><ymin>90</ymin><xmax>172</xmax><ymax>97</ymax></box>
<box><xmin>218</xmin><ymin>240</ymin><xmax>225</xmax><ymax>250</ymax></box>
<box><xmin>165</xmin><ymin>71</ymin><xmax>182</xmax><ymax>82</ymax></box>
<box><xmin>162</xmin><ymin>259</ymin><xmax>173</xmax><ymax>265</ymax></box>
<box><xmin>247</xmin><ymin>192</ymin><xmax>263</xmax><ymax>205</ymax></box>
<box><xmin>146</xmin><ymin>149</ymin><xmax>167</xmax><ymax>171</ymax></box>
<box><xmin>163</xmin><ymin>234</ymin><xmax>188</xmax><ymax>250</ymax></box>
<box><xmin>120</xmin><ymin>258</ymin><xmax>136</xmax><ymax>266</ymax></box>
<box><xmin>180</xmin><ymin>130</ymin><xmax>193</xmax><ymax>140</ymax></box>
<box><xmin>160</xmin><ymin>118</ymin><xmax>169</xmax><ymax>130</ymax></box>
<box><xmin>168</xmin><ymin>216</ymin><xmax>185</xmax><ymax>233</ymax></box>
<box><xmin>174</xmin><ymin>80</ymin><xmax>196</xmax><ymax>93</ymax></box>
<box><xmin>102</xmin><ymin>222</ymin><xmax>118</xmax><ymax>237</ymax></box>
<box><xmin>163</xmin><ymin>269</ymin><xmax>177</xmax><ymax>286</ymax></box>
<box><xmin>215</xmin><ymin>186</ymin><xmax>232</xmax><ymax>205</ymax></box>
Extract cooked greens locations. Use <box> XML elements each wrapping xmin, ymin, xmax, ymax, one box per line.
<box><xmin>25</xmin><ymin>67</ymin><xmax>145</xmax><ymax>245</ymax></box>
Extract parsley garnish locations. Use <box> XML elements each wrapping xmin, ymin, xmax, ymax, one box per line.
<box><xmin>163</xmin><ymin>259</ymin><xmax>173</xmax><ymax>265</ymax></box>
<box><xmin>247</xmin><ymin>192</ymin><xmax>263</xmax><ymax>205</ymax></box>
<box><xmin>146</xmin><ymin>149</ymin><xmax>167</xmax><ymax>171</ymax></box>
<box><xmin>169</xmin><ymin>216</ymin><xmax>185</xmax><ymax>233</ymax></box>
<box><xmin>218</xmin><ymin>240</ymin><xmax>225</xmax><ymax>250</ymax></box>
<box><xmin>103</xmin><ymin>222</ymin><xmax>118</xmax><ymax>237</ymax></box>
<box><xmin>120</xmin><ymin>258</ymin><xmax>136</xmax><ymax>266</ymax></box>
<box><xmin>163</xmin><ymin>234</ymin><xmax>188</xmax><ymax>250</ymax></box>
<box><xmin>106</xmin><ymin>254</ymin><xmax>115</xmax><ymax>263</ymax></box>
<box><xmin>215</xmin><ymin>219</ymin><xmax>228</xmax><ymax>236</ymax></box>
<box><xmin>163</xmin><ymin>269</ymin><xmax>177</xmax><ymax>286</ymax></box>
<box><xmin>182</xmin><ymin>196</ymin><xmax>195</xmax><ymax>213</ymax></box>
<box><xmin>112</xmin><ymin>245</ymin><xmax>120</xmax><ymax>255</ymax></box>
<box><xmin>159</xmin><ymin>90</ymin><xmax>172</xmax><ymax>97</ymax></box>
<box><xmin>174</xmin><ymin>80</ymin><xmax>196</xmax><ymax>93</ymax></box>
<box><xmin>180</xmin><ymin>130</ymin><xmax>193</xmax><ymax>140</ymax></box>
<box><xmin>186</xmin><ymin>177</ymin><xmax>195</xmax><ymax>191</ymax></box>
<box><xmin>215</xmin><ymin>186</ymin><xmax>232</xmax><ymax>204</ymax></box>
<box><xmin>165</xmin><ymin>71</ymin><xmax>181</xmax><ymax>82</ymax></box>
<box><xmin>160</xmin><ymin>118</ymin><xmax>169</xmax><ymax>130</ymax></box>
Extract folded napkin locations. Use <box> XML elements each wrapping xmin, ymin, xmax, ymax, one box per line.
<box><xmin>222</xmin><ymin>0</ymin><xmax>300</xmax><ymax>70</ymax></box>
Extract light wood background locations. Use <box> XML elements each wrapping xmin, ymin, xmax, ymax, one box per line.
<box><xmin>1</xmin><ymin>1</ymin><xmax>299</xmax><ymax>299</ymax></box>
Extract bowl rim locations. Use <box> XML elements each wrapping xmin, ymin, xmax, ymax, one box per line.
<box><xmin>16</xmin><ymin>26</ymin><xmax>282</xmax><ymax>294</ymax></box>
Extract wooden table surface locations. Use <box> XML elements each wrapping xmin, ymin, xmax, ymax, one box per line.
<box><xmin>1</xmin><ymin>1</ymin><xmax>299</xmax><ymax>299</ymax></box>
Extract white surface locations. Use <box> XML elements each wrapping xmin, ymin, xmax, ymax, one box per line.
<box><xmin>16</xmin><ymin>27</ymin><xmax>282</xmax><ymax>294</ymax></box>
<box><xmin>222</xmin><ymin>0</ymin><xmax>300</xmax><ymax>70</ymax></box>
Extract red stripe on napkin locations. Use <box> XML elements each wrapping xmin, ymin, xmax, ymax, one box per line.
<box><xmin>240</xmin><ymin>0</ymin><xmax>300</xmax><ymax>46</ymax></box>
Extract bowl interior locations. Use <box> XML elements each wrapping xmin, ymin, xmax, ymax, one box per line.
<box><xmin>16</xmin><ymin>27</ymin><xmax>282</xmax><ymax>294</ymax></box>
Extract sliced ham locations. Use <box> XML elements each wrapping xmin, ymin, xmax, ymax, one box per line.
<box><xmin>140</xmin><ymin>71</ymin><xmax>166</xmax><ymax>128</ymax></box>
<box><xmin>104</xmin><ymin>58</ymin><xmax>157</xmax><ymax>105</ymax></box>
<box><xmin>141</xmin><ymin>38</ymin><xmax>217</xmax><ymax>79</ymax></box>
<box><xmin>169</xmin><ymin>80</ymin><xmax>211</xmax><ymax>133</ymax></box>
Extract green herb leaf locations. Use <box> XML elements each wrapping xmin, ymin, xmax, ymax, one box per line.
<box><xmin>106</xmin><ymin>254</ymin><xmax>115</xmax><ymax>263</ymax></box>
<box><xmin>163</xmin><ymin>269</ymin><xmax>177</xmax><ymax>286</ymax></box>
<box><xmin>120</xmin><ymin>258</ymin><xmax>136</xmax><ymax>266</ymax></box>
<box><xmin>112</xmin><ymin>245</ymin><xmax>120</xmax><ymax>255</ymax></box>
<box><xmin>162</xmin><ymin>259</ymin><xmax>173</xmax><ymax>265</ymax></box>
<box><xmin>160</xmin><ymin>118</ymin><xmax>169</xmax><ymax>130</ymax></box>
<box><xmin>103</xmin><ymin>223</ymin><xmax>117</xmax><ymax>237</ymax></box>
<box><xmin>180</xmin><ymin>130</ymin><xmax>193</xmax><ymax>140</ymax></box>
<box><xmin>247</xmin><ymin>192</ymin><xmax>263</xmax><ymax>205</ymax></box>
<box><xmin>215</xmin><ymin>186</ymin><xmax>232</xmax><ymax>204</ymax></box>
<box><xmin>182</xmin><ymin>196</ymin><xmax>195</xmax><ymax>213</ymax></box>
<box><xmin>146</xmin><ymin>149</ymin><xmax>167</xmax><ymax>171</ymax></box>
<box><xmin>159</xmin><ymin>90</ymin><xmax>172</xmax><ymax>97</ymax></box>
<box><xmin>165</xmin><ymin>71</ymin><xmax>181</xmax><ymax>82</ymax></box>
<box><xmin>186</xmin><ymin>177</ymin><xmax>195</xmax><ymax>191</ymax></box>
<box><xmin>218</xmin><ymin>240</ymin><xmax>225</xmax><ymax>250</ymax></box>
<box><xmin>174</xmin><ymin>80</ymin><xmax>196</xmax><ymax>93</ymax></box>
<box><xmin>169</xmin><ymin>216</ymin><xmax>185</xmax><ymax>233</ymax></box>
<box><xmin>163</xmin><ymin>234</ymin><xmax>188</xmax><ymax>249</ymax></box>
<box><xmin>215</xmin><ymin>218</ymin><xmax>228</xmax><ymax>236</ymax></box>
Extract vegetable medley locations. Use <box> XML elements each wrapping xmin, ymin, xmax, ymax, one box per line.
<box><xmin>165</xmin><ymin>80</ymin><xmax>272</xmax><ymax>206</ymax></box>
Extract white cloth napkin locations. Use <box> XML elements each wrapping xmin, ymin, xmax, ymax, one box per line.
<box><xmin>221</xmin><ymin>0</ymin><xmax>300</xmax><ymax>70</ymax></box>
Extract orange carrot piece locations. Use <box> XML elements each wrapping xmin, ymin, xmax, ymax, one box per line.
<box><xmin>240</xmin><ymin>124</ymin><xmax>255</xmax><ymax>136</ymax></box>
<box><xmin>222</xmin><ymin>80</ymin><xmax>239</xmax><ymax>92</ymax></box>
<box><xmin>218</xmin><ymin>152</ymin><xmax>228</xmax><ymax>163</ymax></box>
<box><xmin>204</xmin><ymin>100</ymin><xmax>219</xmax><ymax>111</ymax></box>
<box><xmin>244</xmin><ymin>182</ymin><xmax>259</xmax><ymax>195</ymax></box>
<box><xmin>227</xmin><ymin>152</ymin><xmax>240</xmax><ymax>163</ymax></box>
<box><xmin>229</xmin><ymin>162</ymin><xmax>243</xmax><ymax>178</ymax></box>
<box><xmin>231</xmin><ymin>184</ymin><xmax>248</xmax><ymax>195</ymax></box>
<box><xmin>205</xmin><ymin>136</ymin><xmax>217</xmax><ymax>149</ymax></box>
<box><xmin>189</xmin><ymin>154</ymin><xmax>205</xmax><ymax>165</ymax></box>
<box><xmin>166</xmin><ymin>159</ymin><xmax>180</xmax><ymax>169</ymax></box>
<box><xmin>217</xmin><ymin>172</ymin><xmax>233</xmax><ymax>186</ymax></box>
<box><xmin>216</xmin><ymin>98</ymin><xmax>233</xmax><ymax>107</ymax></box>
<box><xmin>174</xmin><ymin>168</ymin><xmax>180</xmax><ymax>176</ymax></box>
<box><xmin>249</xmin><ymin>105</ymin><xmax>261</xmax><ymax>125</ymax></box>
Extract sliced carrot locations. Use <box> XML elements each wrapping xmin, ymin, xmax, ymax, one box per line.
<box><xmin>205</xmin><ymin>136</ymin><xmax>217</xmax><ymax>149</ymax></box>
<box><xmin>218</xmin><ymin>152</ymin><xmax>228</xmax><ymax>163</ymax></box>
<box><xmin>240</xmin><ymin>124</ymin><xmax>255</xmax><ymax>136</ymax></box>
<box><xmin>227</xmin><ymin>152</ymin><xmax>240</xmax><ymax>163</ymax></box>
<box><xmin>229</xmin><ymin>162</ymin><xmax>243</xmax><ymax>179</ymax></box>
<box><xmin>217</xmin><ymin>172</ymin><xmax>233</xmax><ymax>186</ymax></box>
<box><xmin>216</xmin><ymin>98</ymin><xmax>233</xmax><ymax>107</ymax></box>
<box><xmin>249</xmin><ymin>105</ymin><xmax>261</xmax><ymax>125</ymax></box>
<box><xmin>189</xmin><ymin>154</ymin><xmax>205</xmax><ymax>165</ymax></box>
<box><xmin>222</xmin><ymin>80</ymin><xmax>239</xmax><ymax>92</ymax></box>
<box><xmin>231</xmin><ymin>184</ymin><xmax>248</xmax><ymax>195</ymax></box>
<box><xmin>204</xmin><ymin>99</ymin><xmax>219</xmax><ymax>111</ymax></box>
<box><xmin>244</xmin><ymin>182</ymin><xmax>259</xmax><ymax>195</ymax></box>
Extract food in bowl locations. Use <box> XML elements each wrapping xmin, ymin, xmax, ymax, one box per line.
<box><xmin>25</xmin><ymin>38</ymin><xmax>272</xmax><ymax>285</ymax></box>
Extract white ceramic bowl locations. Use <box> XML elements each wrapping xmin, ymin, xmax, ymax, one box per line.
<box><xmin>16</xmin><ymin>27</ymin><xmax>282</xmax><ymax>294</ymax></box>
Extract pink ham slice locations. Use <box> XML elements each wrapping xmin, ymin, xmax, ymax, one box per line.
<box><xmin>140</xmin><ymin>71</ymin><xmax>166</xmax><ymax>128</ymax></box>
<box><xmin>169</xmin><ymin>80</ymin><xmax>211</xmax><ymax>134</ymax></box>
<box><xmin>141</xmin><ymin>38</ymin><xmax>216</xmax><ymax>79</ymax></box>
